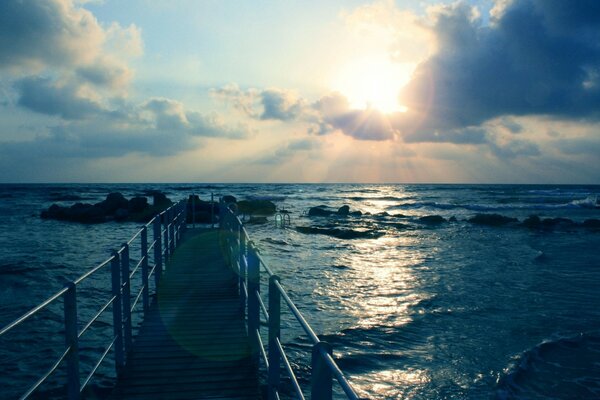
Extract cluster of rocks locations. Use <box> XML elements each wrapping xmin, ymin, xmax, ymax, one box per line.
<box><xmin>187</xmin><ymin>195</ymin><xmax>218</xmax><ymax>223</ymax></box>
<box><xmin>222</xmin><ymin>195</ymin><xmax>278</xmax><ymax>225</ymax></box>
<box><xmin>41</xmin><ymin>192</ymin><xmax>172</xmax><ymax>223</ymax></box>
<box><xmin>308</xmin><ymin>205</ymin><xmax>362</xmax><ymax>217</ymax></box>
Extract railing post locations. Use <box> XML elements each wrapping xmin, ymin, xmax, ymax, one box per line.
<box><xmin>268</xmin><ymin>276</ymin><xmax>281</xmax><ymax>399</ymax></box>
<box><xmin>247</xmin><ymin>244</ymin><xmax>260</xmax><ymax>364</ymax></box>
<box><xmin>153</xmin><ymin>216</ymin><xmax>162</xmax><ymax>290</ymax></box>
<box><xmin>111</xmin><ymin>252</ymin><xmax>124</xmax><ymax>375</ymax></box>
<box><xmin>141</xmin><ymin>226</ymin><xmax>149</xmax><ymax>315</ymax></box>
<box><xmin>239</xmin><ymin>227</ymin><xmax>247</xmax><ymax>311</ymax></box>
<box><xmin>311</xmin><ymin>341</ymin><xmax>333</xmax><ymax>400</ymax></box>
<box><xmin>191</xmin><ymin>195</ymin><xmax>196</xmax><ymax>229</ymax></box>
<box><xmin>169</xmin><ymin>208</ymin><xmax>175</xmax><ymax>255</ymax></box>
<box><xmin>121</xmin><ymin>244</ymin><xmax>132</xmax><ymax>357</ymax></box>
<box><xmin>211</xmin><ymin>192</ymin><xmax>215</xmax><ymax>229</ymax></box>
<box><xmin>163</xmin><ymin>211</ymin><xmax>169</xmax><ymax>262</ymax></box>
<box><xmin>64</xmin><ymin>282</ymin><xmax>80</xmax><ymax>400</ymax></box>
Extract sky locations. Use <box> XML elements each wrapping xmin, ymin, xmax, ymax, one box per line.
<box><xmin>1</xmin><ymin>0</ymin><xmax>599</xmax><ymax>183</ymax></box>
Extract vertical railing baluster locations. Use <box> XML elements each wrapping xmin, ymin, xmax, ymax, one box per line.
<box><xmin>268</xmin><ymin>276</ymin><xmax>281</xmax><ymax>399</ymax></box>
<box><xmin>247</xmin><ymin>244</ymin><xmax>260</xmax><ymax>364</ymax></box>
<box><xmin>191</xmin><ymin>195</ymin><xmax>196</xmax><ymax>229</ymax></box>
<box><xmin>312</xmin><ymin>342</ymin><xmax>333</xmax><ymax>400</ymax></box>
<box><xmin>141</xmin><ymin>226</ymin><xmax>149</xmax><ymax>315</ymax></box>
<box><xmin>153</xmin><ymin>216</ymin><xmax>162</xmax><ymax>290</ymax></box>
<box><xmin>121</xmin><ymin>244</ymin><xmax>132</xmax><ymax>356</ymax></box>
<box><xmin>211</xmin><ymin>193</ymin><xmax>215</xmax><ymax>229</ymax></box>
<box><xmin>64</xmin><ymin>282</ymin><xmax>80</xmax><ymax>400</ymax></box>
<box><xmin>111</xmin><ymin>252</ymin><xmax>124</xmax><ymax>375</ymax></box>
<box><xmin>163</xmin><ymin>211</ymin><xmax>169</xmax><ymax>262</ymax></box>
<box><xmin>239</xmin><ymin>227</ymin><xmax>247</xmax><ymax>311</ymax></box>
<box><xmin>169</xmin><ymin>208</ymin><xmax>175</xmax><ymax>255</ymax></box>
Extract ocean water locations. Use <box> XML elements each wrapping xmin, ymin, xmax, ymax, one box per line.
<box><xmin>1</xmin><ymin>183</ymin><xmax>600</xmax><ymax>399</ymax></box>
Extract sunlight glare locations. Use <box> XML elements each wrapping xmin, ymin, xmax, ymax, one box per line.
<box><xmin>332</xmin><ymin>56</ymin><xmax>414</xmax><ymax>113</ymax></box>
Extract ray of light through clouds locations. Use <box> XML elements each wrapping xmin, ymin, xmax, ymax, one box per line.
<box><xmin>0</xmin><ymin>0</ymin><xmax>599</xmax><ymax>182</ymax></box>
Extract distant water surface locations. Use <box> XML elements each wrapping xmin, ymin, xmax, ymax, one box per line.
<box><xmin>1</xmin><ymin>183</ymin><xmax>600</xmax><ymax>399</ymax></box>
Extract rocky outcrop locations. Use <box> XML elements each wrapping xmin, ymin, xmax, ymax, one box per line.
<box><xmin>468</xmin><ymin>213</ymin><xmax>518</xmax><ymax>226</ymax></box>
<box><xmin>237</xmin><ymin>199</ymin><xmax>277</xmax><ymax>216</ymax></box>
<box><xmin>41</xmin><ymin>192</ymin><xmax>172</xmax><ymax>223</ymax></box>
<box><xmin>307</xmin><ymin>204</ymin><xmax>360</xmax><ymax>217</ymax></box>
<box><xmin>187</xmin><ymin>195</ymin><xmax>218</xmax><ymax>223</ymax></box>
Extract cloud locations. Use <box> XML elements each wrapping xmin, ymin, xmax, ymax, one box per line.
<box><xmin>213</xmin><ymin>85</ymin><xmax>397</xmax><ymax>141</ymax></box>
<box><xmin>255</xmin><ymin>138</ymin><xmax>321</xmax><ymax>165</ymax></box>
<box><xmin>259</xmin><ymin>89</ymin><xmax>305</xmax><ymax>121</ymax></box>
<box><xmin>16</xmin><ymin>76</ymin><xmax>104</xmax><ymax>119</ymax></box>
<box><xmin>393</xmin><ymin>0</ymin><xmax>600</xmax><ymax>141</ymax></box>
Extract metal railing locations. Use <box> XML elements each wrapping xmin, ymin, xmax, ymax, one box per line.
<box><xmin>220</xmin><ymin>202</ymin><xmax>362</xmax><ymax>400</ymax></box>
<box><xmin>0</xmin><ymin>200</ymin><xmax>188</xmax><ymax>400</ymax></box>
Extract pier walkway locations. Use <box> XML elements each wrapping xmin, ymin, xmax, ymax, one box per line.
<box><xmin>0</xmin><ymin>197</ymin><xmax>362</xmax><ymax>400</ymax></box>
<box><xmin>110</xmin><ymin>229</ymin><xmax>259</xmax><ymax>399</ymax></box>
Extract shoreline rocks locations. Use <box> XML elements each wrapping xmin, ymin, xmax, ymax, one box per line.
<box><xmin>41</xmin><ymin>192</ymin><xmax>173</xmax><ymax>223</ymax></box>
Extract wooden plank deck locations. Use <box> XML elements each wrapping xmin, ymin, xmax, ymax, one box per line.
<box><xmin>109</xmin><ymin>228</ymin><xmax>260</xmax><ymax>400</ymax></box>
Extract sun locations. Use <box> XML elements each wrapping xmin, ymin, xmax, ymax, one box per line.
<box><xmin>331</xmin><ymin>55</ymin><xmax>414</xmax><ymax>113</ymax></box>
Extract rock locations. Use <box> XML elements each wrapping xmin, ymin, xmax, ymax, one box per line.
<box><xmin>41</xmin><ymin>192</ymin><xmax>172</xmax><ymax>223</ymax></box>
<box><xmin>247</xmin><ymin>216</ymin><xmax>268</xmax><ymax>225</ymax></box>
<box><xmin>468</xmin><ymin>213</ymin><xmax>518</xmax><ymax>226</ymax></box>
<box><xmin>128</xmin><ymin>196</ymin><xmax>148</xmax><ymax>213</ymax></box>
<box><xmin>349</xmin><ymin>210</ymin><xmax>363</xmax><ymax>217</ymax></box>
<box><xmin>337</xmin><ymin>205</ymin><xmax>350</xmax><ymax>216</ymax></box>
<box><xmin>522</xmin><ymin>215</ymin><xmax>541</xmax><ymax>228</ymax></box>
<box><xmin>114</xmin><ymin>208</ymin><xmax>129</xmax><ymax>221</ymax></box>
<box><xmin>152</xmin><ymin>192</ymin><xmax>172</xmax><ymax>208</ymax></box>
<box><xmin>449</xmin><ymin>216</ymin><xmax>457</xmax><ymax>222</ymax></box>
<box><xmin>295</xmin><ymin>226</ymin><xmax>384</xmax><ymax>239</ymax></box>
<box><xmin>222</xmin><ymin>195</ymin><xmax>237</xmax><ymax>204</ymax></box>
<box><xmin>583</xmin><ymin>219</ymin><xmax>600</xmax><ymax>229</ymax></box>
<box><xmin>541</xmin><ymin>217</ymin><xmax>576</xmax><ymax>229</ymax></box>
<box><xmin>99</xmin><ymin>192</ymin><xmax>129</xmax><ymax>214</ymax></box>
<box><xmin>186</xmin><ymin>195</ymin><xmax>218</xmax><ymax>223</ymax></box>
<box><xmin>308</xmin><ymin>206</ymin><xmax>333</xmax><ymax>217</ymax></box>
<box><xmin>238</xmin><ymin>200</ymin><xmax>276</xmax><ymax>216</ymax></box>
<box><xmin>418</xmin><ymin>215</ymin><xmax>446</xmax><ymax>224</ymax></box>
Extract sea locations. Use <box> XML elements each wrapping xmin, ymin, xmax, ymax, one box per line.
<box><xmin>1</xmin><ymin>183</ymin><xmax>600</xmax><ymax>399</ymax></box>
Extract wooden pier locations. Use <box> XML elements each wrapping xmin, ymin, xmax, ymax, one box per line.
<box><xmin>110</xmin><ymin>228</ymin><xmax>260</xmax><ymax>399</ymax></box>
<box><xmin>0</xmin><ymin>198</ymin><xmax>361</xmax><ymax>400</ymax></box>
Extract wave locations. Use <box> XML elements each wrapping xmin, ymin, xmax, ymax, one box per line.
<box><xmin>389</xmin><ymin>198</ymin><xmax>599</xmax><ymax>212</ymax></box>
<box><xmin>496</xmin><ymin>332</ymin><xmax>600</xmax><ymax>399</ymax></box>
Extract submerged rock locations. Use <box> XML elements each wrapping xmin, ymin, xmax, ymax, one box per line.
<box><xmin>337</xmin><ymin>205</ymin><xmax>350</xmax><ymax>216</ymax></box>
<box><xmin>418</xmin><ymin>215</ymin><xmax>446</xmax><ymax>224</ymax></box>
<box><xmin>237</xmin><ymin>199</ymin><xmax>276</xmax><ymax>216</ymax></box>
<box><xmin>583</xmin><ymin>219</ymin><xmax>600</xmax><ymax>229</ymax></box>
<box><xmin>295</xmin><ymin>226</ymin><xmax>384</xmax><ymax>239</ymax></box>
<box><xmin>468</xmin><ymin>213</ymin><xmax>518</xmax><ymax>226</ymax></box>
<box><xmin>187</xmin><ymin>195</ymin><xmax>218</xmax><ymax>223</ymax></box>
<box><xmin>308</xmin><ymin>206</ymin><xmax>333</xmax><ymax>217</ymax></box>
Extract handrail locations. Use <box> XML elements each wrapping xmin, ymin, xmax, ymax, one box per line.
<box><xmin>220</xmin><ymin>203</ymin><xmax>361</xmax><ymax>400</ymax></box>
<box><xmin>0</xmin><ymin>199</ymin><xmax>189</xmax><ymax>400</ymax></box>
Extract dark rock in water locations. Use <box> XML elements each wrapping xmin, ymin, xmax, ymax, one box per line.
<box><xmin>583</xmin><ymin>219</ymin><xmax>600</xmax><ymax>229</ymax></box>
<box><xmin>349</xmin><ymin>210</ymin><xmax>363</xmax><ymax>217</ymax></box>
<box><xmin>152</xmin><ymin>192</ymin><xmax>172</xmax><ymax>208</ymax></box>
<box><xmin>41</xmin><ymin>192</ymin><xmax>172</xmax><ymax>223</ymax></box>
<box><xmin>541</xmin><ymin>217</ymin><xmax>576</xmax><ymax>229</ymax></box>
<box><xmin>295</xmin><ymin>226</ymin><xmax>384</xmax><ymax>239</ymax></box>
<box><xmin>522</xmin><ymin>215</ymin><xmax>542</xmax><ymax>228</ymax></box>
<box><xmin>186</xmin><ymin>195</ymin><xmax>218</xmax><ymax>223</ymax></box>
<box><xmin>337</xmin><ymin>205</ymin><xmax>350</xmax><ymax>216</ymax></box>
<box><xmin>114</xmin><ymin>208</ymin><xmax>129</xmax><ymax>221</ymax></box>
<box><xmin>449</xmin><ymin>216</ymin><xmax>457</xmax><ymax>222</ymax></box>
<box><xmin>49</xmin><ymin>193</ymin><xmax>83</xmax><ymax>201</ymax></box>
<box><xmin>99</xmin><ymin>192</ymin><xmax>128</xmax><ymax>214</ymax></box>
<box><xmin>308</xmin><ymin>206</ymin><xmax>334</xmax><ymax>217</ymax></box>
<box><xmin>222</xmin><ymin>195</ymin><xmax>237</xmax><ymax>204</ymax></box>
<box><xmin>418</xmin><ymin>215</ymin><xmax>446</xmax><ymax>224</ymax></box>
<box><xmin>246</xmin><ymin>216</ymin><xmax>268</xmax><ymax>225</ymax></box>
<box><xmin>128</xmin><ymin>196</ymin><xmax>148</xmax><ymax>213</ymax></box>
<box><xmin>376</xmin><ymin>211</ymin><xmax>390</xmax><ymax>217</ymax></box>
<box><xmin>238</xmin><ymin>200</ymin><xmax>276</xmax><ymax>216</ymax></box>
<box><xmin>468</xmin><ymin>213</ymin><xmax>518</xmax><ymax>226</ymax></box>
